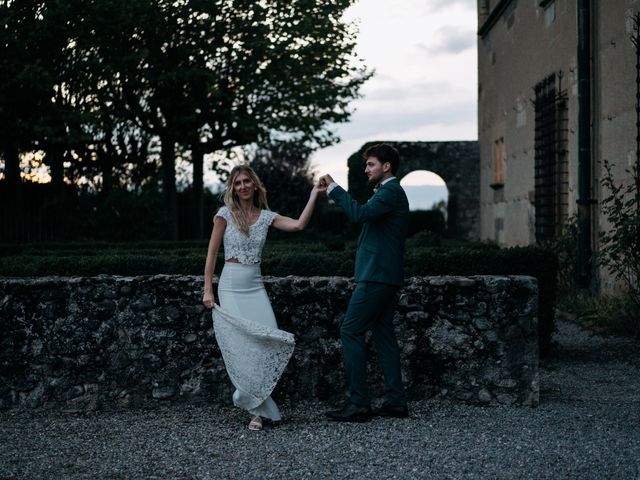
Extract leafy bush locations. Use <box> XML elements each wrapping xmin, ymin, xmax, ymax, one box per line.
<box><xmin>406</xmin><ymin>230</ymin><xmax>442</xmax><ymax>248</ymax></box>
<box><xmin>0</xmin><ymin>252</ymin><xmax>212</xmax><ymax>276</ymax></box>
<box><xmin>541</xmin><ymin>214</ymin><xmax>578</xmax><ymax>293</ymax></box>
<box><xmin>558</xmin><ymin>291</ymin><xmax>640</xmax><ymax>338</ymax></box>
<box><xmin>405</xmin><ymin>245</ymin><xmax>557</xmax><ymax>350</ymax></box>
<box><xmin>311</xmin><ymin>205</ymin><xmax>360</xmax><ymax>239</ymax></box>
<box><xmin>263</xmin><ymin>251</ymin><xmax>354</xmax><ymax>277</ymax></box>
<box><xmin>408</xmin><ymin>210</ymin><xmax>445</xmax><ymax>236</ymax></box>
<box><xmin>599</xmin><ymin>158</ymin><xmax>640</xmax><ymax>310</ymax></box>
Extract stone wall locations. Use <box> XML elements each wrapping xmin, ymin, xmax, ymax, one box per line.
<box><xmin>347</xmin><ymin>141</ymin><xmax>480</xmax><ymax>240</ymax></box>
<box><xmin>0</xmin><ymin>275</ymin><xmax>539</xmax><ymax>411</ymax></box>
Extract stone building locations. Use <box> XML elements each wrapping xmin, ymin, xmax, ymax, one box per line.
<box><xmin>477</xmin><ymin>0</ymin><xmax>639</xmax><ymax>290</ymax></box>
<box><xmin>347</xmin><ymin>141</ymin><xmax>480</xmax><ymax>240</ymax></box>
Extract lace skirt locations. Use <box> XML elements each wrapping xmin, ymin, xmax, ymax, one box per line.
<box><xmin>213</xmin><ymin>262</ymin><xmax>295</xmax><ymax>420</ymax></box>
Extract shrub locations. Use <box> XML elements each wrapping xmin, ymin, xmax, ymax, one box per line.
<box><xmin>310</xmin><ymin>205</ymin><xmax>361</xmax><ymax>240</ymax></box>
<box><xmin>0</xmin><ymin>252</ymin><xmax>212</xmax><ymax>276</ymax></box>
<box><xmin>558</xmin><ymin>291</ymin><xmax>640</xmax><ymax>338</ymax></box>
<box><xmin>541</xmin><ymin>214</ymin><xmax>578</xmax><ymax>293</ymax></box>
<box><xmin>408</xmin><ymin>210</ymin><xmax>445</xmax><ymax>236</ymax></box>
<box><xmin>406</xmin><ymin>231</ymin><xmax>442</xmax><ymax>248</ymax></box>
<box><xmin>405</xmin><ymin>245</ymin><xmax>557</xmax><ymax>351</ymax></box>
<box><xmin>263</xmin><ymin>251</ymin><xmax>354</xmax><ymax>277</ymax></box>
<box><xmin>599</xmin><ymin>158</ymin><xmax>640</xmax><ymax>310</ymax></box>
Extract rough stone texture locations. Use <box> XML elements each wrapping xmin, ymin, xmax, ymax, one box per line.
<box><xmin>0</xmin><ymin>275</ymin><xmax>538</xmax><ymax>411</ymax></box>
<box><xmin>2</xmin><ymin>319</ymin><xmax>638</xmax><ymax>480</ymax></box>
<box><xmin>347</xmin><ymin>141</ymin><xmax>480</xmax><ymax>240</ymax></box>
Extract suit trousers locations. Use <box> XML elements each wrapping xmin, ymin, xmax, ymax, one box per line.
<box><xmin>340</xmin><ymin>281</ymin><xmax>406</xmax><ymax>407</ymax></box>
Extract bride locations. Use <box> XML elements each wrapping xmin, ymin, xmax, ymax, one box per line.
<box><xmin>202</xmin><ymin>165</ymin><xmax>321</xmax><ymax>431</ymax></box>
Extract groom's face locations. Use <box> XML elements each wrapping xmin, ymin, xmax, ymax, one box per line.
<box><xmin>365</xmin><ymin>156</ymin><xmax>389</xmax><ymax>184</ymax></box>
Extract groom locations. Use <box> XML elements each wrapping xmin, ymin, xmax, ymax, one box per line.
<box><xmin>319</xmin><ymin>143</ymin><xmax>409</xmax><ymax>422</ymax></box>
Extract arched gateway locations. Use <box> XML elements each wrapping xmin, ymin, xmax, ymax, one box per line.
<box><xmin>347</xmin><ymin>141</ymin><xmax>480</xmax><ymax>240</ymax></box>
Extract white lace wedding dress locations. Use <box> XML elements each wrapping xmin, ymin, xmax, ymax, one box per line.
<box><xmin>212</xmin><ymin>206</ymin><xmax>295</xmax><ymax>420</ymax></box>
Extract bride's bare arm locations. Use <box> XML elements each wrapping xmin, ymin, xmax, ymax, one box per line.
<box><xmin>203</xmin><ymin>217</ymin><xmax>226</xmax><ymax>308</ymax></box>
<box><xmin>271</xmin><ymin>184</ymin><xmax>323</xmax><ymax>233</ymax></box>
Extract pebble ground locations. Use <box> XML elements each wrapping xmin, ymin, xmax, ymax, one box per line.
<box><xmin>1</xmin><ymin>320</ymin><xmax>639</xmax><ymax>479</ymax></box>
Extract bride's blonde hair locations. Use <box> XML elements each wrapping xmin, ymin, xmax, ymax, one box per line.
<box><xmin>223</xmin><ymin>165</ymin><xmax>270</xmax><ymax>235</ymax></box>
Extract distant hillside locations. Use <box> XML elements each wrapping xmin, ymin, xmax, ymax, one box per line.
<box><xmin>401</xmin><ymin>185</ymin><xmax>448</xmax><ymax>211</ymax></box>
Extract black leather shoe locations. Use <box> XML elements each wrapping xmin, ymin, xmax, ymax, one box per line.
<box><xmin>374</xmin><ymin>403</ymin><xmax>409</xmax><ymax>418</ymax></box>
<box><xmin>325</xmin><ymin>402</ymin><xmax>373</xmax><ymax>422</ymax></box>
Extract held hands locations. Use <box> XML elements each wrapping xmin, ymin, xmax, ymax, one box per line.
<box><xmin>203</xmin><ymin>291</ymin><xmax>215</xmax><ymax>309</ymax></box>
<box><xmin>312</xmin><ymin>179</ymin><xmax>326</xmax><ymax>195</ymax></box>
<box><xmin>316</xmin><ymin>174</ymin><xmax>334</xmax><ymax>193</ymax></box>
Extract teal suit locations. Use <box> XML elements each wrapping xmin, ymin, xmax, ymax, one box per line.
<box><xmin>329</xmin><ymin>178</ymin><xmax>409</xmax><ymax>407</ymax></box>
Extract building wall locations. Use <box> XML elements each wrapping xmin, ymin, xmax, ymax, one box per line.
<box><xmin>593</xmin><ymin>2</ymin><xmax>640</xmax><ymax>290</ymax></box>
<box><xmin>478</xmin><ymin>0</ymin><xmax>640</xmax><ymax>290</ymax></box>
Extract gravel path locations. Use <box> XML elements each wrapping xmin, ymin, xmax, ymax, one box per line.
<box><xmin>2</xmin><ymin>320</ymin><xmax>639</xmax><ymax>480</ymax></box>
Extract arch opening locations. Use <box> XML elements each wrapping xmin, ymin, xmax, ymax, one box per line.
<box><xmin>400</xmin><ymin>170</ymin><xmax>448</xmax><ymax>215</ymax></box>
<box><xmin>347</xmin><ymin>141</ymin><xmax>480</xmax><ymax>240</ymax></box>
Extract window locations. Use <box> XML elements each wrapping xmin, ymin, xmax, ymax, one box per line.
<box><xmin>478</xmin><ymin>0</ymin><xmax>490</xmax><ymax>17</ymax></box>
<box><xmin>534</xmin><ymin>72</ymin><xmax>569</xmax><ymax>243</ymax></box>
<box><xmin>542</xmin><ymin>0</ymin><xmax>556</xmax><ymax>26</ymax></box>
<box><xmin>491</xmin><ymin>137</ymin><xmax>506</xmax><ymax>187</ymax></box>
<box><xmin>490</xmin><ymin>137</ymin><xmax>506</xmax><ymax>203</ymax></box>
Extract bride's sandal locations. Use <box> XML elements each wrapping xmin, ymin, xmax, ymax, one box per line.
<box><xmin>248</xmin><ymin>416</ymin><xmax>262</xmax><ymax>431</ymax></box>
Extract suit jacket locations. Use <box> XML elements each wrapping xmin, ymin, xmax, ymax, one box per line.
<box><xmin>329</xmin><ymin>178</ymin><xmax>409</xmax><ymax>286</ymax></box>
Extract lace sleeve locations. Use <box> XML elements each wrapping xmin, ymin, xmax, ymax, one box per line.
<box><xmin>215</xmin><ymin>206</ymin><xmax>231</xmax><ymax>223</ymax></box>
<box><xmin>263</xmin><ymin>210</ymin><xmax>278</xmax><ymax>226</ymax></box>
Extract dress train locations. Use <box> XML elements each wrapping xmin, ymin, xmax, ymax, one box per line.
<box><xmin>213</xmin><ymin>263</ymin><xmax>294</xmax><ymax>420</ymax></box>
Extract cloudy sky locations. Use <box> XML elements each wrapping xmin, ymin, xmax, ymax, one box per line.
<box><xmin>311</xmin><ymin>0</ymin><xmax>478</xmax><ymax>187</ymax></box>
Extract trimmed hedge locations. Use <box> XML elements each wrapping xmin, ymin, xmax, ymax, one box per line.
<box><xmin>408</xmin><ymin>210</ymin><xmax>446</xmax><ymax>236</ymax></box>
<box><xmin>0</xmin><ymin>241</ymin><xmax>557</xmax><ymax>351</ymax></box>
<box><xmin>0</xmin><ymin>253</ymin><xmax>208</xmax><ymax>276</ymax></box>
<box><xmin>405</xmin><ymin>246</ymin><xmax>557</xmax><ymax>350</ymax></box>
<box><xmin>0</xmin><ymin>241</ymin><xmax>209</xmax><ymax>257</ymax></box>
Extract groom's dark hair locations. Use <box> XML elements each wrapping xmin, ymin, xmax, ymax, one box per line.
<box><xmin>363</xmin><ymin>143</ymin><xmax>400</xmax><ymax>174</ymax></box>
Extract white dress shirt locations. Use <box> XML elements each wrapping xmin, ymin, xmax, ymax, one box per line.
<box><xmin>327</xmin><ymin>176</ymin><xmax>396</xmax><ymax>194</ymax></box>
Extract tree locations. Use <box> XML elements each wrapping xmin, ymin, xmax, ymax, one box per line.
<box><xmin>1</xmin><ymin>0</ymin><xmax>369</xmax><ymax>241</ymax></box>
<box><xmin>1</xmin><ymin>0</ymin><xmax>110</xmax><ymax>239</ymax></box>
<box><xmin>88</xmin><ymin>0</ymin><xmax>369</xmax><ymax>239</ymax></box>
<box><xmin>248</xmin><ymin>142</ymin><xmax>315</xmax><ymax>218</ymax></box>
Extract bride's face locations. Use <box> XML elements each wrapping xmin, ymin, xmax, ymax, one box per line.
<box><xmin>233</xmin><ymin>172</ymin><xmax>256</xmax><ymax>202</ymax></box>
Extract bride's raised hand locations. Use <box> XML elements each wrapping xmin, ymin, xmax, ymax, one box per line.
<box><xmin>315</xmin><ymin>177</ymin><xmax>328</xmax><ymax>194</ymax></box>
<box><xmin>203</xmin><ymin>291</ymin><xmax>215</xmax><ymax>309</ymax></box>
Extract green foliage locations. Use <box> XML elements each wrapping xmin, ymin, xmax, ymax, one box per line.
<box><xmin>558</xmin><ymin>291</ymin><xmax>640</xmax><ymax>338</ymax></box>
<box><xmin>71</xmin><ymin>188</ymin><xmax>168</xmax><ymax>241</ymax></box>
<box><xmin>264</xmin><ymin>251</ymin><xmax>354</xmax><ymax>277</ymax></box>
<box><xmin>541</xmin><ymin>214</ymin><xmax>578</xmax><ymax>293</ymax></box>
<box><xmin>406</xmin><ymin>230</ymin><xmax>442</xmax><ymax>248</ymax></box>
<box><xmin>404</xmin><ymin>245</ymin><xmax>558</xmax><ymax>349</ymax></box>
<box><xmin>0</xmin><ymin>252</ymin><xmax>213</xmax><ymax>276</ymax></box>
<box><xmin>0</xmin><ymin>1</ymin><xmax>94</xmax><ymax>151</ymax></box>
<box><xmin>599</xmin><ymin>159</ymin><xmax>640</xmax><ymax>309</ymax></box>
<box><xmin>1</xmin><ymin>0</ymin><xmax>371</xmax><ymax>241</ymax></box>
<box><xmin>0</xmin><ymin>181</ymin><xmax>223</xmax><ymax>242</ymax></box>
<box><xmin>408</xmin><ymin>210</ymin><xmax>446</xmax><ymax>237</ymax></box>
<box><xmin>247</xmin><ymin>142</ymin><xmax>315</xmax><ymax>218</ymax></box>
<box><xmin>312</xmin><ymin>205</ymin><xmax>351</xmax><ymax>235</ymax></box>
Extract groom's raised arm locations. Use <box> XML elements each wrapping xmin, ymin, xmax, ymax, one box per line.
<box><xmin>329</xmin><ymin>184</ymin><xmax>396</xmax><ymax>224</ymax></box>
